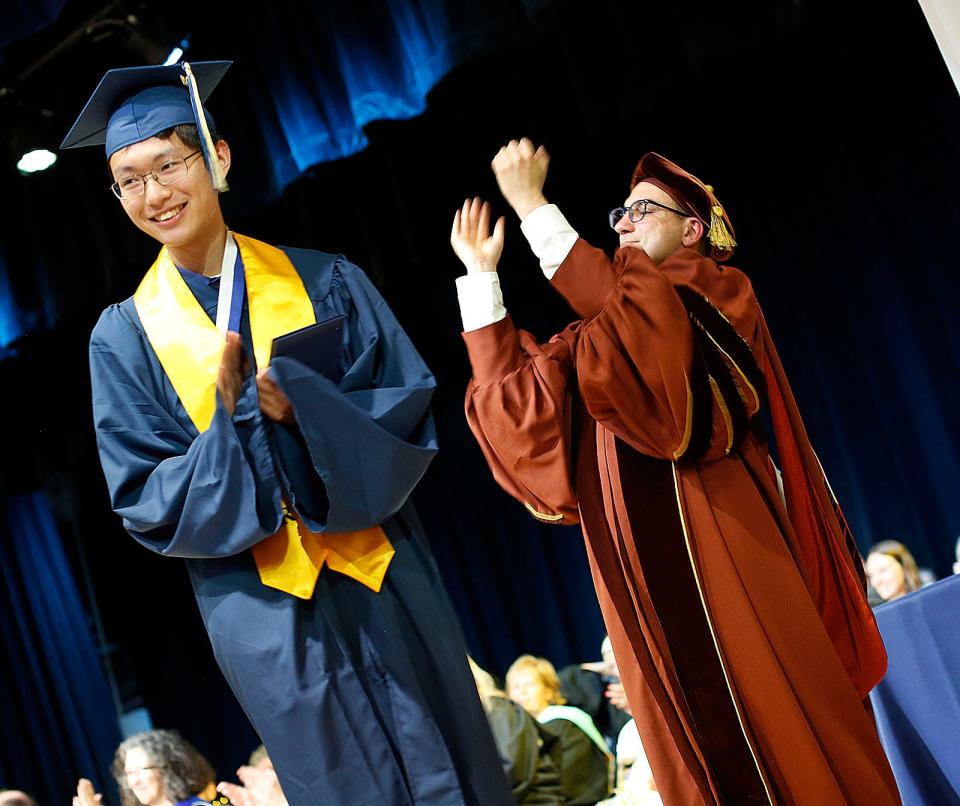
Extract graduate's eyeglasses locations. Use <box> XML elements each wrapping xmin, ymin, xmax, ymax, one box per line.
<box><xmin>110</xmin><ymin>150</ymin><xmax>203</xmax><ymax>199</ymax></box>
<box><xmin>608</xmin><ymin>199</ymin><xmax>691</xmax><ymax>230</ymax></box>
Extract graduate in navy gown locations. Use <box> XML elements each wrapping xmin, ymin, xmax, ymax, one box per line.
<box><xmin>62</xmin><ymin>60</ymin><xmax>511</xmax><ymax>806</ymax></box>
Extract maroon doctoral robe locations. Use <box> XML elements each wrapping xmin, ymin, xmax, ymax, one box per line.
<box><xmin>462</xmin><ymin>240</ymin><xmax>900</xmax><ymax>805</ymax></box>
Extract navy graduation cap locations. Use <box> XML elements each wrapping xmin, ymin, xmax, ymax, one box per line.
<box><xmin>61</xmin><ymin>60</ymin><xmax>232</xmax><ymax>191</ymax></box>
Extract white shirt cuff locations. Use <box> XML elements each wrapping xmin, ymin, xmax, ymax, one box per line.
<box><xmin>456</xmin><ymin>272</ymin><xmax>507</xmax><ymax>332</ymax></box>
<box><xmin>520</xmin><ymin>203</ymin><xmax>579</xmax><ymax>281</ymax></box>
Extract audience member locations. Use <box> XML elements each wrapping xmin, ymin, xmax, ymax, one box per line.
<box><xmin>560</xmin><ymin>637</ymin><xmax>631</xmax><ymax>752</ymax></box>
<box><xmin>469</xmin><ymin>657</ymin><xmax>564</xmax><ymax>804</ymax></box>
<box><xmin>507</xmin><ymin>655</ymin><xmax>612</xmax><ymax>804</ymax></box>
<box><xmin>0</xmin><ymin>790</ymin><xmax>37</xmax><ymax>806</ymax></box>
<box><xmin>865</xmin><ymin>541</ymin><xmax>924</xmax><ymax>604</ymax></box>
<box><xmin>75</xmin><ymin>729</ymin><xmax>217</xmax><ymax>806</ymax></box>
<box><xmin>954</xmin><ymin>536</ymin><xmax>960</xmax><ymax>576</ymax></box>
<box><xmin>604</xmin><ymin>720</ymin><xmax>660</xmax><ymax>805</ymax></box>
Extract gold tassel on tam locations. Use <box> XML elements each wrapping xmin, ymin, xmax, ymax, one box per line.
<box><xmin>181</xmin><ymin>62</ymin><xmax>229</xmax><ymax>192</ymax></box>
<box><xmin>708</xmin><ymin>203</ymin><xmax>737</xmax><ymax>251</ymax></box>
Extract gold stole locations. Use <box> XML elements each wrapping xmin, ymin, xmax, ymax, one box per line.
<box><xmin>133</xmin><ymin>232</ymin><xmax>394</xmax><ymax>599</ymax></box>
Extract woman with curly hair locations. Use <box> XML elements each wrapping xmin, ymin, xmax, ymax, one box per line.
<box><xmin>111</xmin><ymin>729</ymin><xmax>217</xmax><ymax>806</ymax></box>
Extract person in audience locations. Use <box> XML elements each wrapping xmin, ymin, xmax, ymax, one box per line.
<box><xmin>470</xmin><ymin>656</ymin><xmax>564</xmax><ymax>804</ymax></box>
<box><xmin>507</xmin><ymin>655</ymin><xmax>612</xmax><ymax>804</ymax></box>
<box><xmin>865</xmin><ymin>540</ymin><xmax>924</xmax><ymax>603</ymax></box>
<box><xmin>954</xmin><ymin>536</ymin><xmax>960</xmax><ymax>576</ymax></box>
<box><xmin>560</xmin><ymin>637</ymin><xmax>631</xmax><ymax>753</ymax></box>
<box><xmin>75</xmin><ymin>729</ymin><xmax>217</xmax><ymax>806</ymax></box>
<box><xmin>0</xmin><ymin>790</ymin><xmax>37</xmax><ymax>806</ymax></box>
<box><xmin>599</xmin><ymin>719</ymin><xmax>661</xmax><ymax>805</ymax></box>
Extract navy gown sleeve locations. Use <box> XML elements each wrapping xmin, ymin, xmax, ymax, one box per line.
<box><xmin>89</xmin><ymin>303</ymin><xmax>283</xmax><ymax>559</ymax></box>
<box><xmin>269</xmin><ymin>257</ymin><xmax>438</xmax><ymax>533</ymax></box>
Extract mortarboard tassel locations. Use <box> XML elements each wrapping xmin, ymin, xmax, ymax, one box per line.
<box><xmin>181</xmin><ymin>62</ymin><xmax>229</xmax><ymax>192</ymax></box>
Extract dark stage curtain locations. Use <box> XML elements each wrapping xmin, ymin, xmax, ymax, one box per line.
<box><xmin>0</xmin><ymin>492</ymin><xmax>121</xmax><ymax>803</ymax></box>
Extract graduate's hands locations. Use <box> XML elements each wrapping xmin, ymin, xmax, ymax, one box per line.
<box><xmin>257</xmin><ymin>369</ymin><xmax>295</xmax><ymax>425</ymax></box>
<box><xmin>451</xmin><ymin>197</ymin><xmax>505</xmax><ymax>274</ymax></box>
<box><xmin>492</xmin><ymin>138</ymin><xmax>550</xmax><ymax>220</ymax></box>
<box><xmin>72</xmin><ymin>778</ymin><xmax>103</xmax><ymax>806</ymax></box>
<box><xmin>218</xmin><ymin>331</ymin><xmax>245</xmax><ymax>416</ymax></box>
<box><xmin>217</xmin><ymin>765</ymin><xmax>289</xmax><ymax>806</ymax></box>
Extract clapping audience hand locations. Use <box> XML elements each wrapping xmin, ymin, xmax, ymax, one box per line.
<box><xmin>217</xmin><ymin>765</ymin><xmax>288</xmax><ymax>806</ymax></box>
<box><xmin>605</xmin><ymin>681</ymin><xmax>632</xmax><ymax>716</ymax></box>
<box><xmin>72</xmin><ymin>779</ymin><xmax>102</xmax><ymax>806</ymax></box>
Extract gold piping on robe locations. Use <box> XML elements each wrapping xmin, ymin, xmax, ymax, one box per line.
<box><xmin>672</xmin><ymin>371</ymin><xmax>695</xmax><ymax>461</ymax></box>
<box><xmin>671</xmin><ymin>464</ymin><xmax>774</xmax><ymax>805</ymax></box>
<box><xmin>708</xmin><ymin>376</ymin><xmax>735</xmax><ymax>455</ymax></box>
<box><xmin>694</xmin><ymin>322</ymin><xmax>760</xmax><ymax>416</ymax></box>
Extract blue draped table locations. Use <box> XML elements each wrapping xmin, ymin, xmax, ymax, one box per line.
<box><xmin>869</xmin><ymin>574</ymin><xmax>960</xmax><ymax>805</ymax></box>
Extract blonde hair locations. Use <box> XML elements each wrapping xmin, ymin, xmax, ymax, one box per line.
<box><xmin>505</xmin><ymin>654</ymin><xmax>566</xmax><ymax>706</ymax></box>
<box><xmin>868</xmin><ymin>540</ymin><xmax>923</xmax><ymax>594</ymax></box>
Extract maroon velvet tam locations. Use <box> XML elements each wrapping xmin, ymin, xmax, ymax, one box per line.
<box><xmin>631</xmin><ymin>152</ymin><xmax>736</xmax><ymax>261</ymax></box>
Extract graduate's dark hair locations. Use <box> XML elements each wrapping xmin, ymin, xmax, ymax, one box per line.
<box><xmin>111</xmin><ymin>729</ymin><xmax>215</xmax><ymax>806</ymax></box>
<box><xmin>156</xmin><ymin>123</ymin><xmax>223</xmax><ymax>150</ymax></box>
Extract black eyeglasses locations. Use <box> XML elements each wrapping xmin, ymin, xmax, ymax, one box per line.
<box><xmin>110</xmin><ymin>150</ymin><xmax>203</xmax><ymax>199</ymax></box>
<box><xmin>608</xmin><ymin>198</ymin><xmax>691</xmax><ymax>230</ymax></box>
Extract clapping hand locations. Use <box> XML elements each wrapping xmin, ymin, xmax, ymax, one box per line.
<box><xmin>218</xmin><ymin>765</ymin><xmax>288</xmax><ymax>806</ymax></box>
<box><xmin>72</xmin><ymin>779</ymin><xmax>102</xmax><ymax>806</ymax></box>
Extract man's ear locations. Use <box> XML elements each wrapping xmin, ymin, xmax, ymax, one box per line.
<box><xmin>214</xmin><ymin>139</ymin><xmax>232</xmax><ymax>180</ymax></box>
<box><xmin>682</xmin><ymin>217</ymin><xmax>705</xmax><ymax>248</ymax></box>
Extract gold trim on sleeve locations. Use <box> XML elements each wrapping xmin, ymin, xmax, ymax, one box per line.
<box><xmin>524</xmin><ymin>502</ymin><xmax>565</xmax><ymax>522</ymax></box>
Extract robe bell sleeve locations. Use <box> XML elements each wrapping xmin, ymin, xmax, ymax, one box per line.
<box><xmin>268</xmin><ymin>259</ymin><xmax>438</xmax><ymax>534</ymax></box>
<box><xmin>463</xmin><ymin>316</ymin><xmax>580</xmax><ymax>524</ymax></box>
<box><xmin>551</xmin><ymin>239</ymin><xmax>712</xmax><ymax>462</ymax></box>
<box><xmin>89</xmin><ymin>307</ymin><xmax>282</xmax><ymax>559</ymax></box>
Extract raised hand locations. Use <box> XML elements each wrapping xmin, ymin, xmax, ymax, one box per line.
<box><xmin>450</xmin><ymin>196</ymin><xmax>505</xmax><ymax>274</ymax></box>
<box><xmin>491</xmin><ymin>138</ymin><xmax>550</xmax><ymax>219</ymax></box>
<box><xmin>218</xmin><ymin>765</ymin><xmax>289</xmax><ymax>806</ymax></box>
<box><xmin>72</xmin><ymin>778</ymin><xmax>103</xmax><ymax>806</ymax></box>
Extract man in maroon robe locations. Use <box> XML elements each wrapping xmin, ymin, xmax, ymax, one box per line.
<box><xmin>449</xmin><ymin>139</ymin><xmax>900</xmax><ymax>804</ymax></box>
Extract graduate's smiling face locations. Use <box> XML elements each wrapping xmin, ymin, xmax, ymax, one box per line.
<box><xmin>109</xmin><ymin>132</ymin><xmax>230</xmax><ymax>249</ymax></box>
<box><xmin>614</xmin><ymin>181</ymin><xmax>704</xmax><ymax>265</ymax></box>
